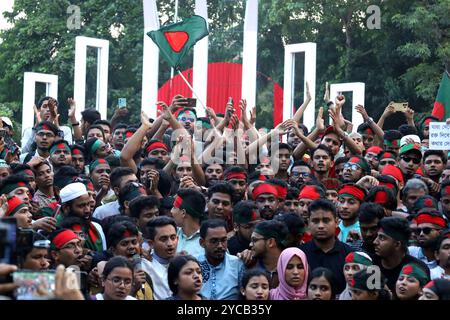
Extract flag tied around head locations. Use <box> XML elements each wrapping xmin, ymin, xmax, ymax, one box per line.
<box><xmin>432</xmin><ymin>71</ymin><xmax>450</xmax><ymax>121</ymax></box>
<box><xmin>147</xmin><ymin>15</ymin><xmax>209</xmax><ymax>70</ymax></box>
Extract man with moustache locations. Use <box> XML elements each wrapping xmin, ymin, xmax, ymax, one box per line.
<box><xmin>48</xmin><ymin>140</ymin><xmax>72</xmax><ymax>175</ymax></box>
<box><xmin>197</xmin><ymin>219</ymin><xmax>245</xmax><ymax>300</ymax></box>
<box><xmin>21</xmin><ymin>121</ymin><xmax>59</xmax><ymax>164</ymax></box>
<box><xmin>252</xmin><ymin>182</ymin><xmax>279</xmax><ymax>220</ymax></box>
<box><xmin>207</xmin><ymin>182</ymin><xmax>235</xmax><ymax>231</ymax></box>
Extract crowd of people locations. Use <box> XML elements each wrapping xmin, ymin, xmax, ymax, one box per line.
<box><xmin>0</xmin><ymin>84</ymin><xmax>449</xmax><ymax>301</ymax></box>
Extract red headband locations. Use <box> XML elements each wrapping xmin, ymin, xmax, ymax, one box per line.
<box><xmin>258</xmin><ymin>175</ymin><xmax>267</xmax><ymax>181</ymax></box>
<box><xmin>379</xmin><ymin>181</ymin><xmax>395</xmax><ymax>189</ymax></box>
<box><xmin>226</xmin><ymin>172</ymin><xmax>247</xmax><ymax>181</ymax></box>
<box><xmin>364</xmin><ymin>128</ymin><xmax>374</xmax><ymax>135</ymax></box>
<box><xmin>367</xmin><ymin>146</ymin><xmax>382</xmax><ymax>155</ymax></box>
<box><xmin>71</xmin><ymin>224</ymin><xmax>82</xmax><ymax>232</ymax></box>
<box><xmin>299</xmin><ymin>185</ymin><xmax>321</xmax><ymax>200</ymax></box>
<box><xmin>123</xmin><ymin>230</ymin><xmax>133</xmax><ymax>238</ymax></box>
<box><xmin>72</xmin><ymin>149</ymin><xmax>82</xmax><ymax>155</ymax></box>
<box><xmin>339</xmin><ymin>185</ymin><xmax>365</xmax><ymax>202</ymax></box>
<box><xmin>382</xmin><ymin>165</ymin><xmax>404</xmax><ymax>184</ymax></box>
<box><xmin>349</xmin><ymin>157</ymin><xmax>361</xmax><ymax>164</ymax></box>
<box><xmin>416</xmin><ymin>214</ymin><xmax>446</xmax><ymax>228</ymax></box>
<box><xmin>125</xmin><ymin>131</ymin><xmax>134</xmax><ymax>138</ymax></box>
<box><xmin>445</xmin><ymin>186</ymin><xmax>450</xmax><ymax>195</ymax></box>
<box><xmin>374</xmin><ymin>191</ymin><xmax>388</xmax><ymax>204</ymax></box>
<box><xmin>23</xmin><ymin>169</ymin><xmax>34</xmax><ymax>177</ymax></box>
<box><xmin>52</xmin><ymin>230</ymin><xmax>79</xmax><ymax>249</ymax></box>
<box><xmin>424</xmin><ymin>118</ymin><xmax>432</xmax><ymax>126</ymax></box>
<box><xmin>252</xmin><ymin>183</ymin><xmax>278</xmax><ymax>200</ymax></box>
<box><xmin>146</xmin><ymin>142</ymin><xmax>168</xmax><ymax>154</ymax></box>
<box><xmin>174</xmin><ymin>195</ymin><xmax>183</xmax><ymax>208</ymax></box>
<box><xmin>274</xmin><ymin>185</ymin><xmax>288</xmax><ymax>200</ymax></box>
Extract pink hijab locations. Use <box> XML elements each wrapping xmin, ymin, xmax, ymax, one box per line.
<box><xmin>269</xmin><ymin>247</ymin><xmax>309</xmax><ymax>300</ymax></box>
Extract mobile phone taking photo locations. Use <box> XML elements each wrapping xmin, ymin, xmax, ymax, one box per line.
<box><xmin>118</xmin><ymin>98</ymin><xmax>127</xmax><ymax>109</ymax></box>
<box><xmin>185</xmin><ymin>98</ymin><xmax>196</xmax><ymax>109</ymax></box>
<box><xmin>13</xmin><ymin>270</ymin><xmax>56</xmax><ymax>300</ymax></box>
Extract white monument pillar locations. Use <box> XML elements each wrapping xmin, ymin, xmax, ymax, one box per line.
<box><xmin>283</xmin><ymin>43</ymin><xmax>316</xmax><ymax>130</ymax></box>
<box><xmin>330</xmin><ymin>82</ymin><xmax>365</xmax><ymax>132</ymax></box>
<box><xmin>22</xmin><ymin>72</ymin><xmax>58</xmax><ymax>134</ymax></box>
<box><xmin>73</xmin><ymin>36</ymin><xmax>109</xmax><ymax>120</ymax></box>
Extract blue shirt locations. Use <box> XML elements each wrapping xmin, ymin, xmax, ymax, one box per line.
<box><xmin>197</xmin><ymin>253</ymin><xmax>245</xmax><ymax>300</ymax></box>
<box><xmin>176</xmin><ymin>227</ymin><xmax>203</xmax><ymax>257</ymax></box>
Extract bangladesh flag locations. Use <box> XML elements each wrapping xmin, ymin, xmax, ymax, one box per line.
<box><xmin>432</xmin><ymin>71</ymin><xmax>450</xmax><ymax>121</ymax></box>
<box><xmin>147</xmin><ymin>15</ymin><xmax>209</xmax><ymax>70</ymax></box>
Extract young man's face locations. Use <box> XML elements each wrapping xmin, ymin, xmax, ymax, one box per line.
<box><xmin>337</xmin><ymin>196</ymin><xmax>360</xmax><ymax>223</ymax></box>
<box><xmin>87</xmin><ymin>128</ymin><xmax>104</xmax><ymax>142</ymax></box>
<box><xmin>207</xmin><ymin>192</ymin><xmax>232</xmax><ymax>221</ymax></box>
<box><xmin>205</xmin><ymin>164</ymin><xmax>223</xmax><ymax>186</ymax></box>
<box><xmin>8</xmin><ymin>187</ymin><xmax>31</xmax><ymax>205</ymax></box>
<box><xmin>150</xmin><ymin>224</ymin><xmax>178</xmax><ymax>259</ymax></box>
<box><xmin>415</xmin><ymin>223</ymin><xmax>442</xmax><ymax>248</ymax></box>
<box><xmin>35</xmin><ymin>163</ymin><xmax>54</xmax><ymax>189</ymax></box>
<box><xmin>236</xmin><ymin>221</ymin><xmax>258</xmax><ymax>242</ymax></box>
<box><xmin>378</xmin><ymin>158</ymin><xmax>397</xmax><ymax>173</ymax></box>
<box><xmin>0</xmin><ymin>167</ymin><xmax>10</xmax><ymax>182</ymax></box>
<box><xmin>335</xmin><ymin>162</ymin><xmax>345</xmax><ymax>182</ymax></box>
<box><xmin>138</xmin><ymin>206</ymin><xmax>159</xmax><ymax>231</ymax></box>
<box><xmin>255</xmin><ymin>194</ymin><xmax>278</xmax><ymax>220</ymax></box>
<box><xmin>312</xmin><ymin>149</ymin><xmax>333</xmax><ymax>174</ymax></box>
<box><xmin>23</xmin><ymin>248</ymin><xmax>50</xmax><ymax>271</ymax></box>
<box><xmin>72</xmin><ymin>154</ymin><xmax>85</xmax><ymax>173</ymax></box>
<box><xmin>436</xmin><ymin>238</ymin><xmax>450</xmax><ymax>269</ymax></box>
<box><xmin>66</xmin><ymin>194</ymin><xmax>92</xmax><ymax>220</ymax></box>
<box><xmin>90</xmin><ymin>164</ymin><xmax>111</xmax><ymax>190</ymax></box>
<box><xmin>201</xmin><ymin>226</ymin><xmax>227</xmax><ymax>263</ymax></box>
<box><xmin>112</xmin><ymin>128</ymin><xmax>126</xmax><ymax>150</ymax></box>
<box><xmin>290</xmin><ymin>165</ymin><xmax>311</xmax><ymax>187</ymax></box>
<box><xmin>112</xmin><ymin>236</ymin><xmax>139</xmax><ymax>259</ymax></box>
<box><xmin>39</xmin><ymin>100</ymin><xmax>52</xmax><ymax>120</ymax></box>
<box><xmin>423</xmin><ymin>155</ymin><xmax>445</xmax><ymax>178</ymax></box>
<box><xmin>35</xmin><ymin>130</ymin><xmax>55</xmax><ymax>151</ymax></box>
<box><xmin>373</xmin><ymin>231</ymin><xmax>398</xmax><ymax>258</ymax></box>
<box><xmin>52</xmin><ymin>238</ymin><xmax>82</xmax><ymax>267</ymax></box>
<box><xmin>309</xmin><ymin>209</ymin><xmax>337</xmax><ymax>241</ymax></box>
<box><xmin>99</xmin><ymin>124</ymin><xmax>112</xmax><ymax>143</ymax></box>
<box><xmin>50</xmin><ymin>149</ymin><xmax>72</xmax><ymax>167</ymax></box>
<box><xmin>284</xmin><ymin>199</ymin><xmax>301</xmax><ymax>216</ymax></box>
<box><xmin>439</xmin><ymin>169</ymin><xmax>450</xmax><ymax>183</ymax></box>
<box><xmin>326</xmin><ymin>190</ymin><xmax>339</xmax><ymax>204</ymax></box>
<box><xmin>342</xmin><ymin>162</ymin><xmax>364</xmax><ymax>183</ymax></box>
<box><xmin>274</xmin><ymin>148</ymin><xmax>291</xmax><ymax>172</ymax></box>
<box><xmin>321</xmin><ymin>133</ymin><xmax>341</xmax><ymax>156</ymax></box>
<box><xmin>365</xmin><ymin>152</ymin><xmax>379</xmax><ymax>170</ymax></box>
<box><xmin>148</xmin><ymin>148</ymin><xmax>170</xmax><ymax>164</ymax></box>
<box><xmin>361</xmin><ymin>133</ymin><xmax>374</xmax><ymax>149</ymax></box>
<box><xmin>399</xmin><ymin>153</ymin><xmax>421</xmax><ymax>177</ymax></box>
<box><xmin>175</xmin><ymin>162</ymin><xmax>193</xmax><ymax>181</ymax></box>
<box><xmin>227</xmin><ymin>178</ymin><xmax>247</xmax><ymax>200</ymax></box>
<box><xmin>249</xmin><ymin>231</ymin><xmax>267</xmax><ymax>259</ymax></box>
<box><xmin>360</xmin><ymin>218</ymin><xmax>380</xmax><ymax>246</ymax></box>
<box><xmin>298</xmin><ymin>198</ymin><xmax>313</xmax><ymax>225</ymax></box>
<box><xmin>287</xmin><ymin>129</ymin><xmax>301</xmax><ymax>149</ymax></box>
<box><xmin>441</xmin><ymin>194</ymin><xmax>450</xmax><ymax>219</ymax></box>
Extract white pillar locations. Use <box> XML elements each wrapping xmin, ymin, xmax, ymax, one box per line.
<box><xmin>329</xmin><ymin>82</ymin><xmax>365</xmax><ymax>132</ymax></box>
<box><xmin>142</xmin><ymin>0</ymin><xmax>160</xmax><ymax>119</ymax></box>
<box><xmin>192</xmin><ymin>0</ymin><xmax>208</xmax><ymax>117</ymax></box>
<box><xmin>283</xmin><ymin>43</ymin><xmax>316</xmax><ymax>130</ymax></box>
<box><xmin>241</xmin><ymin>0</ymin><xmax>258</xmax><ymax>118</ymax></box>
<box><xmin>74</xmin><ymin>36</ymin><xmax>109</xmax><ymax>120</ymax></box>
<box><xmin>22</xmin><ymin>72</ymin><xmax>58</xmax><ymax>134</ymax></box>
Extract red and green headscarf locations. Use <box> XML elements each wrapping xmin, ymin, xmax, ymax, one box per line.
<box><xmin>399</xmin><ymin>263</ymin><xmax>429</xmax><ymax>287</ymax></box>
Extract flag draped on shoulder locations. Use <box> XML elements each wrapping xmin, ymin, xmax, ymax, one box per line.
<box><xmin>432</xmin><ymin>71</ymin><xmax>450</xmax><ymax>121</ymax></box>
<box><xmin>147</xmin><ymin>15</ymin><xmax>209</xmax><ymax>70</ymax></box>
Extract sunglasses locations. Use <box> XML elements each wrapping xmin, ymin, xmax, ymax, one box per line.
<box><xmin>401</xmin><ymin>156</ymin><xmax>421</xmax><ymax>164</ymax></box>
<box><xmin>344</xmin><ymin>163</ymin><xmax>361</xmax><ymax>171</ymax></box>
<box><xmin>292</xmin><ymin>172</ymin><xmax>310</xmax><ymax>177</ymax></box>
<box><xmin>413</xmin><ymin>227</ymin><xmax>437</xmax><ymax>235</ymax></box>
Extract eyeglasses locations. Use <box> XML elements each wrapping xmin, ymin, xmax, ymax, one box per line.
<box><xmin>60</xmin><ymin>242</ymin><xmax>82</xmax><ymax>251</ymax></box>
<box><xmin>208</xmin><ymin>237</ymin><xmax>228</xmax><ymax>246</ymax></box>
<box><xmin>107</xmin><ymin>277</ymin><xmax>133</xmax><ymax>287</ymax></box>
<box><xmin>413</xmin><ymin>227</ymin><xmax>438</xmax><ymax>235</ymax></box>
<box><xmin>36</xmin><ymin>132</ymin><xmax>55</xmax><ymax>138</ymax></box>
<box><xmin>250</xmin><ymin>237</ymin><xmax>266</xmax><ymax>244</ymax></box>
<box><xmin>401</xmin><ymin>156</ymin><xmax>421</xmax><ymax>164</ymax></box>
<box><xmin>344</xmin><ymin>163</ymin><xmax>361</xmax><ymax>171</ymax></box>
<box><xmin>292</xmin><ymin>172</ymin><xmax>310</xmax><ymax>177</ymax></box>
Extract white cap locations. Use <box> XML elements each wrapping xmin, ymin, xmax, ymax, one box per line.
<box><xmin>60</xmin><ymin>182</ymin><xmax>88</xmax><ymax>204</ymax></box>
<box><xmin>400</xmin><ymin>134</ymin><xmax>421</xmax><ymax>147</ymax></box>
<box><xmin>1</xmin><ymin>117</ymin><xmax>13</xmax><ymax>128</ymax></box>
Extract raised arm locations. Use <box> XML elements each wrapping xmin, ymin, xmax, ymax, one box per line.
<box><xmin>377</xmin><ymin>103</ymin><xmax>395</xmax><ymax>130</ymax></box>
<box><xmin>292</xmin><ymin>81</ymin><xmax>312</xmax><ymax>123</ymax></box>
<box><xmin>67</xmin><ymin>98</ymin><xmax>82</xmax><ymax>142</ymax></box>
<box><xmin>120</xmin><ymin>111</ymin><xmax>152</xmax><ymax>173</ymax></box>
<box><xmin>329</xmin><ymin>107</ymin><xmax>363</xmax><ymax>155</ymax></box>
<box><xmin>292</xmin><ymin>107</ymin><xmax>325</xmax><ymax>159</ymax></box>
<box><xmin>355</xmin><ymin>104</ymin><xmax>384</xmax><ymax>140</ymax></box>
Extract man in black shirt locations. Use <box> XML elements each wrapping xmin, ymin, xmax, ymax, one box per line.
<box><xmin>228</xmin><ymin>200</ymin><xmax>261</xmax><ymax>255</ymax></box>
<box><xmin>372</xmin><ymin>216</ymin><xmax>430</xmax><ymax>296</ymax></box>
<box><xmin>300</xmin><ymin>199</ymin><xmax>353</xmax><ymax>294</ymax></box>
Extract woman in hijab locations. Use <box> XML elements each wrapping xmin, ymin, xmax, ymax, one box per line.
<box><xmin>269</xmin><ymin>247</ymin><xmax>309</xmax><ymax>300</ymax></box>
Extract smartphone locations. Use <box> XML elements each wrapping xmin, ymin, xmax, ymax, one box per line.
<box><xmin>13</xmin><ymin>270</ymin><xmax>56</xmax><ymax>300</ymax></box>
<box><xmin>118</xmin><ymin>98</ymin><xmax>127</xmax><ymax>109</ymax></box>
<box><xmin>0</xmin><ymin>217</ymin><xmax>17</xmax><ymax>265</ymax></box>
<box><xmin>185</xmin><ymin>98</ymin><xmax>196</xmax><ymax>109</ymax></box>
<box><xmin>227</xmin><ymin>97</ymin><xmax>234</xmax><ymax>106</ymax></box>
<box><xmin>391</xmin><ymin>102</ymin><xmax>408</xmax><ymax>112</ymax></box>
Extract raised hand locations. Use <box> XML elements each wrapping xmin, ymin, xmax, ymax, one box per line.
<box><xmin>405</xmin><ymin>106</ymin><xmax>415</xmax><ymax>121</ymax></box>
<box><xmin>323</xmin><ymin>82</ymin><xmax>330</xmax><ymax>104</ymax></box>
<box><xmin>250</xmin><ymin>106</ymin><xmax>257</xmax><ymax>124</ymax></box>
<box><xmin>157</xmin><ymin>101</ymin><xmax>172</xmax><ymax>121</ymax></box>
<box><xmin>355</xmin><ymin>104</ymin><xmax>369</xmax><ymax>121</ymax></box>
<box><xmin>316</xmin><ymin>107</ymin><xmax>325</xmax><ymax>133</ymax></box>
<box><xmin>67</xmin><ymin>98</ymin><xmax>76</xmax><ymax>119</ymax></box>
<box><xmin>305</xmin><ymin>81</ymin><xmax>312</xmax><ymax>101</ymax></box>
<box><xmin>33</xmin><ymin>104</ymin><xmax>42</xmax><ymax>123</ymax></box>
<box><xmin>140</xmin><ymin>111</ymin><xmax>152</xmax><ymax>129</ymax></box>
<box><xmin>170</xmin><ymin>94</ymin><xmax>187</xmax><ymax>113</ymax></box>
<box><xmin>383</xmin><ymin>103</ymin><xmax>395</xmax><ymax>117</ymax></box>
<box><xmin>0</xmin><ymin>195</ymin><xmax>8</xmax><ymax>218</ymax></box>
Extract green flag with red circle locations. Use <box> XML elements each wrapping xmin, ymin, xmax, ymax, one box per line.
<box><xmin>147</xmin><ymin>15</ymin><xmax>209</xmax><ymax>70</ymax></box>
<box><xmin>432</xmin><ymin>71</ymin><xmax>450</xmax><ymax>121</ymax></box>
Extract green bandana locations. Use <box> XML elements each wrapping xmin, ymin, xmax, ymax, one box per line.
<box><xmin>90</xmin><ymin>139</ymin><xmax>103</xmax><ymax>154</ymax></box>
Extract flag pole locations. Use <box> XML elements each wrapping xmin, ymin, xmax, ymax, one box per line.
<box><xmin>176</xmin><ymin>69</ymin><xmax>207</xmax><ymax>111</ymax></box>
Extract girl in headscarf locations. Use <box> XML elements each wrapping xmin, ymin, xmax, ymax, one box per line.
<box><xmin>269</xmin><ymin>247</ymin><xmax>309</xmax><ymax>300</ymax></box>
<box><xmin>419</xmin><ymin>279</ymin><xmax>450</xmax><ymax>300</ymax></box>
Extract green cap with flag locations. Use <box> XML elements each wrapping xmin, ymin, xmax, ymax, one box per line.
<box><xmin>432</xmin><ymin>71</ymin><xmax>450</xmax><ymax>121</ymax></box>
<box><xmin>147</xmin><ymin>15</ymin><xmax>209</xmax><ymax>70</ymax></box>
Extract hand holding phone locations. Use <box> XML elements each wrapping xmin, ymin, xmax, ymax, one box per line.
<box><xmin>185</xmin><ymin>98</ymin><xmax>196</xmax><ymax>109</ymax></box>
<box><xmin>13</xmin><ymin>270</ymin><xmax>56</xmax><ymax>300</ymax></box>
<box><xmin>390</xmin><ymin>102</ymin><xmax>408</xmax><ymax>113</ymax></box>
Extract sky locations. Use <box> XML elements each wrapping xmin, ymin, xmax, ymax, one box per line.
<box><xmin>0</xmin><ymin>0</ymin><xmax>14</xmax><ymax>31</ymax></box>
